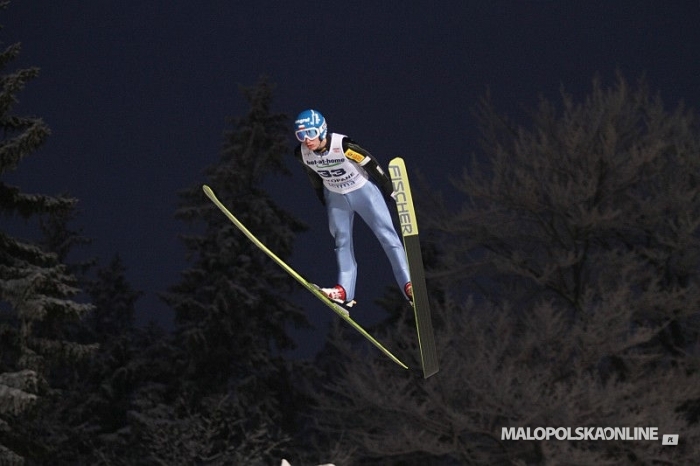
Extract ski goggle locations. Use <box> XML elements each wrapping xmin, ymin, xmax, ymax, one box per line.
<box><xmin>295</xmin><ymin>127</ymin><xmax>321</xmax><ymax>141</ymax></box>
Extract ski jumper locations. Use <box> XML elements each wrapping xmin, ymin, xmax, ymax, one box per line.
<box><xmin>295</xmin><ymin>133</ymin><xmax>410</xmax><ymax>300</ymax></box>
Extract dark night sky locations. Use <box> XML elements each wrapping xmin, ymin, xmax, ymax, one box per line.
<box><xmin>3</xmin><ymin>1</ymin><xmax>699</xmax><ymax>356</ymax></box>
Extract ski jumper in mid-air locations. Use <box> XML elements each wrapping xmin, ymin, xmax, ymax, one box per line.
<box><xmin>293</xmin><ymin>109</ymin><xmax>412</xmax><ymax>309</ymax></box>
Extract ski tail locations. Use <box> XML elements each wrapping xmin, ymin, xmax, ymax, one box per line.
<box><xmin>388</xmin><ymin>158</ymin><xmax>439</xmax><ymax>378</ymax></box>
<box><xmin>202</xmin><ymin>185</ymin><xmax>408</xmax><ymax>370</ymax></box>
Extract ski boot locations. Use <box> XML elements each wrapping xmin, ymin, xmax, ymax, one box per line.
<box><xmin>320</xmin><ymin>284</ymin><xmax>357</xmax><ymax>314</ymax></box>
<box><xmin>404</xmin><ymin>282</ymin><xmax>413</xmax><ymax>305</ymax></box>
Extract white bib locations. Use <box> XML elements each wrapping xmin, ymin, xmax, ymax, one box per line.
<box><xmin>300</xmin><ymin>133</ymin><xmax>369</xmax><ymax>194</ymax></box>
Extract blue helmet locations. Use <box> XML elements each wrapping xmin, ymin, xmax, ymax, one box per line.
<box><xmin>294</xmin><ymin>109</ymin><xmax>327</xmax><ymax>142</ymax></box>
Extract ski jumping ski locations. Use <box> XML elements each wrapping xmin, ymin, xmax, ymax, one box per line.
<box><xmin>202</xmin><ymin>185</ymin><xmax>408</xmax><ymax>370</ymax></box>
<box><xmin>388</xmin><ymin>158</ymin><xmax>439</xmax><ymax>378</ymax></box>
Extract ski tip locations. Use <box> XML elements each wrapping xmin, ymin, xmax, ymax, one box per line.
<box><xmin>203</xmin><ymin>185</ymin><xmax>218</xmax><ymax>201</ymax></box>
